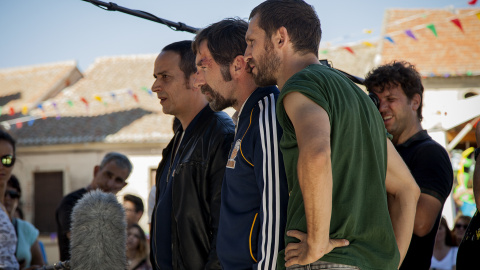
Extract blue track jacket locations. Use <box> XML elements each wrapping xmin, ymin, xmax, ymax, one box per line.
<box><xmin>217</xmin><ymin>86</ymin><xmax>288</xmax><ymax>270</ymax></box>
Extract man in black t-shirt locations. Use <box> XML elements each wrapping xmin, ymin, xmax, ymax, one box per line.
<box><xmin>365</xmin><ymin>61</ymin><xmax>453</xmax><ymax>269</ymax></box>
<box><xmin>55</xmin><ymin>152</ymin><xmax>132</xmax><ymax>261</ymax></box>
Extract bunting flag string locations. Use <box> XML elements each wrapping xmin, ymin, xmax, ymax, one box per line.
<box><xmin>320</xmin><ymin>8</ymin><xmax>479</xmax><ymax>55</ymax></box>
<box><xmin>0</xmin><ymin>86</ymin><xmax>155</xmax><ymax>130</ymax></box>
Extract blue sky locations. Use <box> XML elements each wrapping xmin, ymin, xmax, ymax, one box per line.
<box><xmin>0</xmin><ymin>0</ymin><xmax>474</xmax><ymax>71</ymax></box>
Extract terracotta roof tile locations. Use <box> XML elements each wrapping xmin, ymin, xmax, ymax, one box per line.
<box><xmin>5</xmin><ymin>55</ymin><xmax>176</xmax><ymax>146</ymax></box>
<box><xmin>381</xmin><ymin>8</ymin><xmax>480</xmax><ymax>76</ymax></box>
<box><xmin>0</xmin><ymin>61</ymin><xmax>82</xmax><ymax>113</ymax></box>
<box><xmin>319</xmin><ymin>43</ymin><xmax>378</xmax><ymax>78</ymax></box>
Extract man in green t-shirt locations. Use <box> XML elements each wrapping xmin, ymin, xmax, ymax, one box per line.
<box><xmin>245</xmin><ymin>1</ymin><xmax>420</xmax><ymax>269</ymax></box>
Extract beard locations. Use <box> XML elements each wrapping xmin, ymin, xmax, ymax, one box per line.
<box><xmin>251</xmin><ymin>42</ymin><xmax>280</xmax><ymax>86</ymax></box>
<box><xmin>201</xmin><ymin>84</ymin><xmax>235</xmax><ymax>112</ymax></box>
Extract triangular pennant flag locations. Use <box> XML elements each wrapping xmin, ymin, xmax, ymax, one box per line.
<box><xmin>37</xmin><ymin>104</ymin><xmax>44</xmax><ymax>111</ymax></box>
<box><xmin>94</xmin><ymin>95</ymin><xmax>103</xmax><ymax>102</ymax></box>
<box><xmin>450</xmin><ymin>18</ymin><xmax>464</xmax><ymax>32</ymax></box>
<box><xmin>320</xmin><ymin>49</ymin><xmax>328</xmax><ymax>54</ymax></box>
<box><xmin>405</xmin><ymin>29</ymin><xmax>417</xmax><ymax>40</ymax></box>
<box><xmin>426</xmin><ymin>24</ymin><xmax>438</xmax><ymax>37</ymax></box>
<box><xmin>476</xmin><ymin>12</ymin><xmax>480</xmax><ymax>20</ymax></box>
<box><xmin>67</xmin><ymin>100</ymin><xmax>74</xmax><ymax>107</ymax></box>
<box><xmin>384</xmin><ymin>36</ymin><xmax>395</xmax><ymax>44</ymax></box>
<box><xmin>141</xmin><ymin>86</ymin><xmax>153</xmax><ymax>96</ymax></box>
<box><xmin>9</xmin><ymin>107</ymin><xmax>15</xmax><ymax>116</ymax></box>
<box><xmin>132</xmin><ymin>93</ymin><xmax>140</xmax><ymax>103</ymax></box>
<box><xmin>363</xmin><ymin>29</ymin><xmax>373</xmax><ymax>34</ymax></box>
<box><xmin>111</xmin><ymin>92</ymin><xmax>116</xmax><ymax>100</ymax></box>
<box><xmin>22</xmin><ymin>106</ymin><xmax>28</xmax><ymax>115</ymax></box>
<box><xmin>15</xmin><ymin>122</ymin><xmax>22</xmax><ymax>129</ymax></box>
<box><xmin>80</xmin><ymin>97</ymin><xmax>89</xmax><ymax>107</ymax></box>
<box><xmin>28</xmin><ymin>119</ymin><xmax>35</xmax><ymax>126</ymax></box>
<box><xmin>468</xmin><ymin>0</ymin><xmax>477</xmax><ymax>5</ymax></box>
<box><xmin>362</xmin><ymin>41</ymin><xmax>374</xmax><ymax>47</ymax></box>
<box><xmin>343</xmin><ymin>46</ymin><xmax>355</xmax><ymax>55</ymax></box>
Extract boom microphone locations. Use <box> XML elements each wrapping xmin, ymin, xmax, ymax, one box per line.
<box><xmin>69</xmin><ymin>189</ymin><xmax>127</xmax><ymax>269</ymax></box>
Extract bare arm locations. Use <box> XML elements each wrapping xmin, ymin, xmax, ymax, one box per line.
<box><xmin>412</xmin><ymin>194</ymin><xmax>442</xmax><ymax>237</ymax></box>
<box><xmin>283</xmin><ymin>92</ymin><xmax>348</xmax><ymax>267</ymax></box>
<box><xmin>385</xmin><ymin>139</ymin><xmax>420</xmax><ymax>267</ymax></box>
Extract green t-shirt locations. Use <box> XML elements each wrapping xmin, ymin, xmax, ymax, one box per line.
<box><xmin>276</xmin><ymin>64</ymin><xmax>399</xmax><ymax>270</ymax></box>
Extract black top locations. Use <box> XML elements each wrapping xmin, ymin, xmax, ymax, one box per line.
<box><xmin>457</xmin><ymin>209</ymin><xmax>480</xmax><ymax>269</ymax></box>
<box><xmin>397</xmin><ymin>130</ymin><xmax>453</xmax><ymax>270</ymax></box>
<box><xmin>55</xmin><ymin>188</ymin><xmax>88</xmax><ymax>261</ymax></box>
<box><xmin>150</xmin><ymin>105</ymin><xmax>235</xmax><ymax>270</ymax></box>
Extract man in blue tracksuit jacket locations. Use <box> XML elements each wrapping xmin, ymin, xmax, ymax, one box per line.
<box><xmin>193</xmin><ymin>18</ymin><xmax>288</xmax><ymax>270</ymax></box>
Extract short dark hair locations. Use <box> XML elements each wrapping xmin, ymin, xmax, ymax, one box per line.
<box><xmin>100</xmin><ymin>152</ymin><xmax>133</xmax><ymax>175</ymax></box>
<box><xmin>162</xmin><ymin>40</ymin><xmax>197</xmax><ymax>82</ymax></box>
<box><xmin>124</xmin><ymin>194</ymin><xmax>144</xmax><ymax>213</ymax></box>
<box><xmin>192</xmin><ymin>18</ymin><xmax>248</xmax><ymax>81</ymax></box>
<box><xmin>364</xmin><ymin>61</ymin><xmax>424</xmax><ymax>121</ymax></box>
<box><xmin>7</xmin><ymin>174</ymin><xmax>21</xmax><ymax>197</ymax></box>
<box><xmin>0</xmin><ymin>129</ymin><xmax>16</xmax><ymax>155</ymax></box>
<box><xmin>249</xmin><ymin>0</ymin><xmax>321</xmax><ymax>56</ymax></box>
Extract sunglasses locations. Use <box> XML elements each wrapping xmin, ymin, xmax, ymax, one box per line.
<box><xmin>1</xmin><ymin>155</ymin><xmax>15</xmax><ymax>168</ymax></box>
<box><xmin>5</xmin><ymin>190</ymin><xmax>20</xmax><ymax>199</ymax></box>
<box><xmin>455</xmin><ymin>224</ymin><xmax>468</xmax><ymax>230</ymax></box>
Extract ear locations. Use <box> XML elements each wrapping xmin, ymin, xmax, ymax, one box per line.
<box><xmin>93</xmin><ymin>165</ymin><xmax>100</xmax><ymax>177</ymax></box>
<box><xmin>274</xmin><ymin>26</ymin><xmax>289</xmax><ymax>49</ymax></box>
<box><xmin>231</xmin><ymin>55</ymin><xmax>247</xmax><ymax>78</ymax></box>
<box><xmin>411</xmin><ymin>93</ymin><xmax>421</xmax><ymax>111</ymax></box>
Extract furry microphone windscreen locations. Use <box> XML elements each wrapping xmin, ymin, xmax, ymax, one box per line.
<box><xmin>70</xmin><ymin>189</ymin><xmax>127</xmax><ymax>270</ymax></box>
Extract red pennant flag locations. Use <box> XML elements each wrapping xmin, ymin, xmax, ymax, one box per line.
<box><xmin>450</xmin><ymin>18</ymin><xmax>464</xmax><ymax>32</ymax></box>
<box><xmin>468</xmin><ymin>0</ymin><xmax>477</xmax><ymax>5</ymax></box>
<box><xmin>80</xmin><ymin>97</ymin><xmax>89</xmax><ymax>107</ymax></box>
<box><xmin>133</xmin><ymin>93</ymin><xmax>140</xmax><ymax>103</ymax></box>
<box><xmin>8</xmin><ymin>107</ymin><xmax>15</xmax><ymax>116</ymax></box>
<box><xmin>16</xmin><ymin>122</ymin><xmax>22</xmax><ymax>129</ymax></box>
<box><xmin>343</xmin><ymin>46</ymin><xmax>355</xmax><ymax>55</ymax></box>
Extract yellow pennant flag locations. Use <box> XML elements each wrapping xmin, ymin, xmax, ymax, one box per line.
<box><xmin>94</xmin><ymin>95</ymin><xmax>103</xmax><ymax>102</ymax></box>
<box><xmin>363</xmin><ymin>29</ymin><xmax>373</xmax><ymax>34</ymax></box>
<box><xmin>476</xmin><ymin>12</ymin><xmax>480</xmax><ymax>21</ymax></box>
<box><xmin>22</xmin><ymin>106</ymin><xmax>28</xmax><ymax>115</ymax></box>
<box><xmin>362</xmin><ymin>41</ymin><xmax>375</xmax><ymax>47</ymax></box>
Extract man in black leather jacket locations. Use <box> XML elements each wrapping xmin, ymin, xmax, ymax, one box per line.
<box><xmin>149</xmin><ymin>40</ymin><xmax>235</xmax><ymax>270</ymax></box>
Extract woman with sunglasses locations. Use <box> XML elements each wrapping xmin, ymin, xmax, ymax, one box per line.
<box><xmin>5</xmin><ymin>175</ymin><xmax>46</xmax><ymax>269</ymax></box>
<box><xmin>451</xmin><ymin>215</ymin><xmax>472</xmax><ymax>246</ymax></box>
<box><xmin>0</xmin><ymin>129</ymin><xmax>20</xmax><ymax>269</ymax></box>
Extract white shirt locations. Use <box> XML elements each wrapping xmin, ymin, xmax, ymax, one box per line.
<box><xmin>431</xmin><ymin>246</ymin><xmax>458</xmax><ymax>270</ymax></box>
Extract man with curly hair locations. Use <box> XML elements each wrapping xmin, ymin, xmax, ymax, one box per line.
<box><xmin>365</xmin><ymin>61</ymin><xmax>453</xmax><ymax>269</ymax></box>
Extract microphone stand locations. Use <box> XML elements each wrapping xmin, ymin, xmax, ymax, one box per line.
<box><xmin>80</xmin><ymin>0</ymin><xmax>199</xmax><ymax>34</ymax></box>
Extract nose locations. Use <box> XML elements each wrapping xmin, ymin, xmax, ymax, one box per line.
<box><xmin>193</xmin><ymin>70</ymin><xmax>206</xmax><ymax>89</ymax></box>
<box><xmin>378</xmin><ymin>100</ymin><xmax>388</xmax><ymax>113</ymax></box>
<box><xmin>151</xmin><ymin>79</ymin><xmax>161</xmax><ymax>93</ymax></box>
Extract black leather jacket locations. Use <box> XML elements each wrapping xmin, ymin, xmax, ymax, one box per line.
<box><xmin>150</xmin><ymin>105</ymin><xmax>235</xmax><ymax>270</ymax></box>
